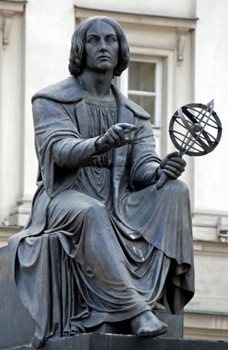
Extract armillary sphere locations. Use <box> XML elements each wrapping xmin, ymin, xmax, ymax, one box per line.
<box><xmin>156</xmin><ymin>100</ymin><xmax>222</xmax><ymax>189</ymax></box>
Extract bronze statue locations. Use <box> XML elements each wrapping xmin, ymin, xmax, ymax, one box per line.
<box><xmin>9</xmin><ymin>16</ymin><xmax>194</xmax><ymax>348</ymax></box>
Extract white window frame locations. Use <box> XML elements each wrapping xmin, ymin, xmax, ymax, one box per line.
<box><xmin>115</xmin><ymin>57</ymin><xmax>162</xmax><ymax>156</ymax></box>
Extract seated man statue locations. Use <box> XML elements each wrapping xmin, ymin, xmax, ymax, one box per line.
<box><xmin>9</xmin><ymin>16</ymin><xmax>194</xmax><ymax>348</ymax></box>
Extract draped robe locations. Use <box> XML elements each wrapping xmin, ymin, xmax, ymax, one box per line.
<box><xmin>9</xmin><ymin>76</ymin><xmax>194</xmax><ymax>348</ymax></box>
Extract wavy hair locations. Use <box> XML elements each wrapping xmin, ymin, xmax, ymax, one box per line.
<box><xmin>68</xmin><ymin>16</ymin><xmax>130</xmax><ymax>77</ymax></box>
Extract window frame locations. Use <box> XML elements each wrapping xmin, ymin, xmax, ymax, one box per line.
<box><xmin>114</xmin><ymin>56</ymin><xmax>163</xmax><ymax>156</ymax></box>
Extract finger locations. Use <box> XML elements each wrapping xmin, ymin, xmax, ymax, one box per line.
<box><xmin>113</xmin><ymin>125</ymin><xmax>126</xmax><ymax>137</ymax></box>
<box><xmin>117</xmin><ymin>123</ymin><xmax>137</xmax><ymax>131</ymax></box>
<box><xmin>163</xmin><ymin>168</ymin><xmax>179</xmax><ymax>179</ymax></box>
<box><xmin>103</xmin><ymin>133</ymin><xmax>116</xmax><ymax>146</ymax></box>
<box><xmin>108</xmin><ymin>127</ymin><xmax>128</xmax><ymax>148</ymax></box>
<box><xmin>107</xmin><ymin>132</ymin><xmax>122</xmax><ymax>148</ymax></box>
<box><xmin>166</xmin><ymin>160</ymin><xmax>186</xmax><ymax>172</ymax></box>
<box><xmin>168</xmin><ymin>157</ymin><xmax>186</xmax><ymax>166</ymax></box>
<box><xmin>164</xmin><ymin>163</ymin><xmax>184</xmax><ymax>178</ymax></box>
<box><xmin>166</xmin><ymin>151</ymin><xmax>179</xmax><ymax>159</ymax></box>
<box><xmin>160</xmin><ymin>156</ymin><xmax>169</xmax><ymax>168</ymax></box>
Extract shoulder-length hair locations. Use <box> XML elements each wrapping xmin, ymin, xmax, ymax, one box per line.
<box><xmin>68</xmin><ymin>16</ymin><xmax>130</xmax><ymax>77</ymax></box>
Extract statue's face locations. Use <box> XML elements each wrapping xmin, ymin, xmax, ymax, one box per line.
<box><xmin>84</xmin><ymin>20</ymin><xmax>119</xmax><ymax>73</ymax></box>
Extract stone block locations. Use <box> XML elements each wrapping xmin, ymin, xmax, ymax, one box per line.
<box><xmin>4</xmin><ymin>334</ymin><xmax>228</xmax><ymax>350</ymax></box>
<box><xmin>0</xmin><ymin>246</ymin><xmax>35</xmax><ymax>349</ymax></box>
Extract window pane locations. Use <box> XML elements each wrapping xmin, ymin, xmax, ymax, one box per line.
<box><xmin>129</xmin><ymin>62</ymin><xmax>156</xmax><ymax>92</ymax></box>
<box><xmin>128</xmin><ymin>94</ymin><xmax>155</xmax><ymax>124</ymax></box>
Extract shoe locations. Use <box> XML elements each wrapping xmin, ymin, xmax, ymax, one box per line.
<box><xmin>131</xmin><ymin>310</ymin><xmax>168</xmax><ymax>337</ymax></box>
<box><xmin>153</xmin><ymin>301</ymin><xmax>166</xmax><ymax>313</ymax></box>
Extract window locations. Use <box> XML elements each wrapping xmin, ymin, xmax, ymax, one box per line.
<box><xmin>113</xmin><ymin>58</ymin><xmax>162</xmax><ymax>155</ymax></box>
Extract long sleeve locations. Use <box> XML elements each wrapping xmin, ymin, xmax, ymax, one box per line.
<box><xmin>51</xmin><ymin>137</ymin><xmax>103</xmax><ymax>168</ymax></box>
<box><xmin>33</xmin><ymin>98</ymin><xmax>104</xmax><ymax>197</ymax></box>
<box><xmin>33</xmin><ymin>98</ymin><xmax>106</xmax><ymax>167</ymax></box>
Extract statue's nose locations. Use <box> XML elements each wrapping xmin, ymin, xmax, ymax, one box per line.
<box><xmin>99</xmin><ymin>38</ymin><xmax>107</xmax><ymax>52</ymax></box>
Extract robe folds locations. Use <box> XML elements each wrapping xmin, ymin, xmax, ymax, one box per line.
<box><xmin>9</xmin><ymin>76</ymin><xmax>194</xmax><ymax>348</ymax></box>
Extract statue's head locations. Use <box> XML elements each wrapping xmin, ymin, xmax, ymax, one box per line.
<box><xmin>68</xmin><ymin>16</ymin><xmax>130</xmax><ymax>77</ymax></box>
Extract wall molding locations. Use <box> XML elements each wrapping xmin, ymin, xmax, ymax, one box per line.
<box><xmin>0</xmin><ymin>0</ymin><xmax>25</xmax><ymax>47</ymax></box>
<box><xmin>192</xmin><ymin>210</ymin><xmax>228</xmax><ymax>241</ymax></box>
<box><xmin>74</xmin><ymin>5</ymin><xmax>198</xmax><ymax>29</ymax></box>
<box><xmin>9</xmin><ymin>196</ymin><xmax>32</xmax><ymax>227</ymax></box>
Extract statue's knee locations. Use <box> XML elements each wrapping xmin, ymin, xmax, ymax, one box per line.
<box><xmin>175</xmin><ymin>179</ymin><xmax>188</xmax><ymax>192</ymax></box>
<box><xmin>85</xmin><ymin>202</ymin><xmax>107</xmax><ymax>218</ymax></box>
<box><xmin>166</xmin><ymin>179</ymin><xmax>189</xmax><ymax>195</ymax></box>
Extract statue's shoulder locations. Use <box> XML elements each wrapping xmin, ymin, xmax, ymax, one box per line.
<box><xmin>125</xmin><ymin>97</ymin><xmax>151</xmax><ymax>120</ymax></box>
<box><xmin>32</xmin><ymin>78</ymin><xmax>150</xmax><ymax>120</ymax></box>
<box><xmin>32</xmin><ymin>76</ymin><xmax>82</xmax><ymax>103</ymax></box>
<box><xmin>112</xmin><ymin>84</ymin><xmax>150</xmax><ymax>120</ymax></box>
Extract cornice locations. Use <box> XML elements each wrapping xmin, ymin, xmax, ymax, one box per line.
<box><xmin>74</xmin><ymin>5</ymin><xmax>198</xmax><ymax>30</ymax></box>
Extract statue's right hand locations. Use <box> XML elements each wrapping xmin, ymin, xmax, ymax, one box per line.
<box><xmin>95</xmin><ymin>123</ymin><xmax>137</xmax><ymax>152</ymax></box>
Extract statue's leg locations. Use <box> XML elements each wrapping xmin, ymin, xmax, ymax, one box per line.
<box><xmin>45</xmin><ymin>189</ymin><xmax>168</xmax><ymax>336</ymax></box>
<box><xmin>46</xmin><ymin>190</ymin><xmax>149</xmax><ymax>312</ymax></box>
<box><xmin>120</xmin><ymin>179</ymin><xmax>194</xmax><ymax>314</ymax></box>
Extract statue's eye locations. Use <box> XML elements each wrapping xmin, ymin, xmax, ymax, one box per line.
<box><xmin>106</xmin><ymin>35</ymin><xmax>117</xmax><ymax>43</ymax></box>
<box><xmin>87</xmin><ymin>36</ymin><xmax>99</xmax><ymax>44</ymax></box>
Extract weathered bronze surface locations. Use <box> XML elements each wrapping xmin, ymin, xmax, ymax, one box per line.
<box><xmin>8</xmin><ymin>16</ymin><xmax>194</xmax><ymax>348</ymax></box>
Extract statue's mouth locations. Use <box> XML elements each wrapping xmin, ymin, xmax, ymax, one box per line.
<box><xmin>97</xmin><ymin>55</ymin><xmax>110</xmax><ymax>59</ymax></box>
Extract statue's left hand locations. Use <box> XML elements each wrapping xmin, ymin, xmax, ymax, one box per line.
<box><xmin>158</xmin><ymin>151</ymin><xmax>186</xmax><ymax>180</ymax></box>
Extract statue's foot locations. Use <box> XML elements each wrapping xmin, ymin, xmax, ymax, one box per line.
<box><xmin>131</xmin><ymin>311</ymin><xmax>168</xmax><ymax>337</ymax></box>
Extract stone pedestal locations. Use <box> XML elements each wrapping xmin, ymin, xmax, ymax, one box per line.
<box><xmin>0</xmin><ymin>246</ymin><xmax>35</xmax><ymax>349</ymax></box>
<box><xmin>1</xmin><ymin>245</ymin><xmax>227</xmax><ymax>350</ymax></box>
<box><xmin>4</xmin><ymin>334</ymin><xmax>228</xmax><ymax>350</ymax></box>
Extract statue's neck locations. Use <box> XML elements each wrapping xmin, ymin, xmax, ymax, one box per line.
<box><xmin>78</xmin><ymin>69</ymin><xmax>114</xmax><ymax>101</ymax></box>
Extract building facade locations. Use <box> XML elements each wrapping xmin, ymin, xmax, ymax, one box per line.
<box><xmin>0</xmin><ymin>0</ymin><xmax>228</xmax><ymax>341</ymax></box>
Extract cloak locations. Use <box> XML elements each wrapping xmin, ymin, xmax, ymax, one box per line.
<box><xmin>9</xmin><ymin>76</ymin><xmax>194</xmax><ymax>348</ymax></box>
